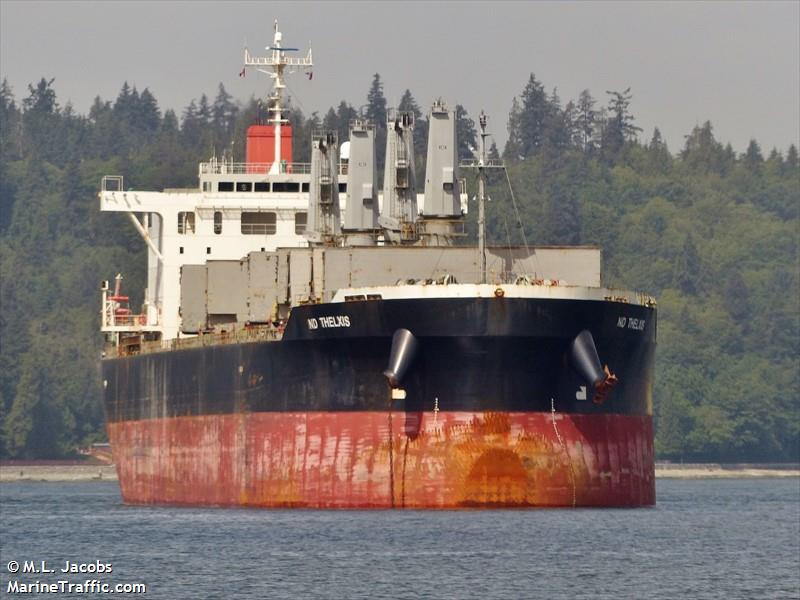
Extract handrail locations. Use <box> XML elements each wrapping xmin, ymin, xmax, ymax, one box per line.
<box><xmin>105</xmin><ymin>326</ymin><xmax>284</xmax><ymax>358</ymax></box>
<box><xmin>199</xmin><ymin>162</ymin><xmax>350</xmax><ymax>176</ymax></box>
<box><xmin>459</xmin><ymin>158</ymin><xmax>505</xmax><ymax>169</ymax></box>
<box><xmin>101</xmin><ymin>175</ymin><xmax>124</xmax><ymax>192</ymax></box>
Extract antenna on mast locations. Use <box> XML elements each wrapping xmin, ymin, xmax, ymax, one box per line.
<box><xmin>461</xmin><ymin>111</ymin><xmax>504</xmax><ymax>284</ymax></box>
<box><xmin>243</xmin><ymin>20</ymin><xmax>313</xmax><ymax>175</ymax></box>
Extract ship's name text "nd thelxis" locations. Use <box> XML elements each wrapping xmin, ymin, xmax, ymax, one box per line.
<box><xmin>308</xmin><ymin>316</ymin><xmax>351</xmax><ymax>329</ymax></box>
<box><xmin>617</xmin><ymin>316</ymin><xmax>646</xmax><ymax>331</ymax></box>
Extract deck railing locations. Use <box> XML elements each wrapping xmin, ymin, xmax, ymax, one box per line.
<box><xmin>105</xmin><ymin>326</ymin><xmax>283</xmax><ymax>358</ymax></box>
<box><xmin>199</xmin><ymin>162</ymin><xmax>350</xmax><ymax>176</ymax></box>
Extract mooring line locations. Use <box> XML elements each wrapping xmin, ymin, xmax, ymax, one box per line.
<box><xmin>551</xmin><ymin>398</ymin><xmax>577</xmax><ymax>508</ymax></box>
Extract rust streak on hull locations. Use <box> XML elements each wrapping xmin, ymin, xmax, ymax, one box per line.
<box><xmin>109</xmin><ymin>411</ymin><xmax>655</xmax><ymax>508</ymax></box>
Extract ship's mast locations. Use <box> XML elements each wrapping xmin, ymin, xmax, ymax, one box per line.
<box><xmin>477</xmin><ymin>112</ymin><xmax>488</xmax><ymax>284</ymax></box>
<box><xmin>244</xmin><ymin>20</ymin><xmax>313</xmax><ymax>174</ymax></box>
<box><xmin>461</xmin><ymin>111</ymin><xmax>503</xmax><ymax>284</ymax></box>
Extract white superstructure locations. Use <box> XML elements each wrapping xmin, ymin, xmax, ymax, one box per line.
<box><xmin>99</xmin><ymin>171</ymin><xmax>316</xmax><ymax>340</ymax></box>
<box><xmin>99</xmin><ymin>21</ymin><xmax>470</xmax><ymax>343</ymax></box>
<box><xmin>99</xmin><ymin>21</ymin><xmax>318</xmax><ymax>341</ymax></box>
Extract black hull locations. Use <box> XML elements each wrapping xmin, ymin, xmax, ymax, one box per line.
<box><xmin>104</xmin><ymin>297</ymin><xmax>655</xmax><ymax>422</ymax></box>
<box><xmin>103</xmin><ymin>296</ymin><xmax>657</xmax><ymax>508</ymax></box>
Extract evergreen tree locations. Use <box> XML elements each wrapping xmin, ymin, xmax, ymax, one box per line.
<box><xmin>541</xmin><ymin>182</ymin><xmax>581</xmax><ymax>244</ymax></box>
<box><xmin>575</xmin><ymin>89</ymin><xmax>597</xmax><ymax>152</ymax></box>
<box><xmin>517</xmin><ymin>73</ymin><xmax>550</xmax><ymax>157</ymax></box>
<box><xmin>112</xmin><ymin>82</ymin><xmax>139</xmax><ymax>136</ymax></box>
<box><xmin>397</xmin><ymin>89</ymin><xmax>421</xmax><ymax>119</ymax></box>
<box><xmin>655</xmin><ymin>391</ymin><xmax>693</xmax><ymax>460</ymax></box>
<box><xmin>293</xmin><ymin>109</ymin><xmax>322</xmax><ymax>164</ymax></box>
<box><xmin>786</xmin><ymin>144</ymin><xmax>798</xmax><ymax>169</ymax></box>
<box><xmin>647</xmin><ymin>127</ymin><xmax>671</xmax><ymax>173</ymax></box>
<box><xmin>602</xmin><ymin>87</ymin><xmax>641</xmax><ymax>159</ymax></box>
<box><xmin>722</xmin><ymin>143</ymin><xmax>736</xmax><ymax>171</ymax></box>
<box><xmin>562</xmin><ymin>100</ymin><xmax>579</xmax><ymax>149</ymax></box>
<box><xmin>88</xmin><ymin>96</ymin><xmax>111</xmax><ymax>123</ymax></box>
<box><xmin>4</xmin><ymin>342</ymin><xmax>75</xmax><ymax>458</ymax></box>
<box><xmin>765</xmin><ymin>148</ymin><xmax>784</xmax><ymax>178</ymax></box>
<box><xmin>211</xmin><ymin>83</ymin><xmax>238</xmax><ymax>139</ymax></box>
<box><xmin>680</xmin><ymin>121</ymin><xmax>727</xmax><ymax>174</ymax></box>
<box><xmin>673</xmin><ymin>233</ymin><xmax>701</xmax><ymax>294</ymax></box>
<box><xmin>503</xmin><ymin>96</ymin><xmax>523</xmax><ymax>161</ymax></box>
<box><xmin>455</xmin><ymin>104</ymin><xmax>477</xmax><ymax>161</ymax></box>
<box><xmin>23</xmin><ymin>77</ymin><xmax>58</xmax><ymax>114</ymax></box>
<box><xmin>398</xmin><ymin>89</ymin><xmax>427</xmax><ymax>179</ymax></box>
<box><xmin>365</xmin><ymin>74</ymin><xmax>387</xmax><ymax>169</ymax></box>
<box><xmin>335</xmin><ymin>100</ymin><xmax>358</xmax><ymax>146</ymax></box>
<box><xmin>162</xmin><ymin>109</ymin><xmax>179</xmax><ymax>134</ymax></box>
<box><xmin>0</xmin><ymin>79</ymin><xmax>21</xmax><ymax>159</ymax></box>
<box><xmin>197</xmin><ymin>94</ymin><xmax>212</xmax><ymax>125</ymax></box>
<box><xmin>322</xmin><ymin>107</ymin><xmax>338</xmax><ymax>136</ymax></box>
<box><xmin>21</xmin><ymin>78</ymin><xmax>60</xmax><ymax>161</ymax></box>
<box><xmin>0</xmin><ymin>80</ymin><xmax>20</xmax><ymax>230</ymax></box>
<box><xmin>743</xmin><ymin>139</ymin><xmax>764</xmax><ymax>173</ymax></box>
<box><xmin>723</xmin><ymin>271</ymin><xmax>751</xmax><ymax>323</ymax></box>
<box><xmin>181</xmin><ymin>99</ymin><xmax>203</xmax><ymax>150</ymax></box>
<box><xmin>365</xmin><ymin>73</ymin><xmax>387</xmax><ymax>125</ymax></box>
<box><xmin>137</xmin><ymin>88</ymin><xmax>161</xmax><ymax>137</ymax></box>
<box><xmin>541</xmin><ymin>88</ymin><xmax>572</xmax><ymax>157</ymax></box>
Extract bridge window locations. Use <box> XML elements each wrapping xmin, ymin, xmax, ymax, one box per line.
<box><xmin>213</xmin><ymin>211</ymin><xmax>222</xmax><ymax>234</ymax></box>
<box><xmin>254</xmin><ymin>182</ymin><xmax>269</xmax><ymax>192</ymax></box>
<box><xmin>241</xmin><ymin>212</ymin><xmax>276</xmax><ymax>235</ymax></box>
<box><xmin>236</xmin><ymin>182</ymin><xmax>252</xmax><ymax>192</ymax></box>
<box><xmin>294</xmin><ymin>212</ymin><xmax>307</xmax><ymax>235</ymax></box>
<box><xmin>302</xmin><ymin>182</ymin><xmax>310</xmax><ymax>193</ymax></box>
<box><xmin>218</xmin><ymin>182</ymin><xmax>234</xmax><ymax>192</ymax></box>
<box><xmin>338</xmin><ymin>183</ymin><xmax>347</xmax><ymax>193</ymax></box>
<box><xmin>273</xmin><ymin>182</ymin><xmax>300</xmax><ymax>193</ymax></box>
<box><xmin>178</xmin><ymin>211</ymin><xmax>195</xmax><ymax>234</ymax></box>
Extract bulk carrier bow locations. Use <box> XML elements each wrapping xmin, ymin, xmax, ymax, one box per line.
<box><xmin>98</xmin><ymin>22</ymin><xmax>657</xmax><ymax>508</ymax></box>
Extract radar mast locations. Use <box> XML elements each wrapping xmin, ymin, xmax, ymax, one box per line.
<box><xmin>461</xmin><ymin>112</ymin><xmax>503</xmax><ymax>284</ymax></box>
<box><xmin>244</xmin><ymin>20</ymin><xmax>313</xmax><ymax>174</ymax></box>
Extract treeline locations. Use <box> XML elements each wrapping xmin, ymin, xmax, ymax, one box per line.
<box><xmin>0</xmin><ymin>73</ymin><xmax>797</xmax><ymax>461</ymax></box>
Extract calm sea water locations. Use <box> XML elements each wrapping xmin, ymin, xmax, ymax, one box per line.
<box><xmin>1</xmin><ymin>479</ymin><xmax>798</xmax><ymax>599</ymax></box>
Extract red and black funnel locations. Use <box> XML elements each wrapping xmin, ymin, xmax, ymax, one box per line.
<box><xmin>569</xmin><ymin>329</ymin><xmax>618</xmax><ymax>404</ymax></box>
<box><xmin>383</xmin><ymin>329</ymin><xmax>418</xmax><ymax>388</ymax></box>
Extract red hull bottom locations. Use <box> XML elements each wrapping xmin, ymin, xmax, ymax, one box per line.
<box><xmin>108</xmin><ymin>412</ymin><xmax>655</xmax><ymax>508</ymax></box>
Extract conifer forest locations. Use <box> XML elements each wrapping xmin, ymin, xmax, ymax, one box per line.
<box><xmin>0</xmin><ymin>74</ymin><xmax>797</xmax><ymax>461</ymax></box>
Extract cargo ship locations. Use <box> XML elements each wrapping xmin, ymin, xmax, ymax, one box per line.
<box><xmin>99</xmin><ymin>22</ymin><xmax>656</xmax><ymax>508</ymax></box>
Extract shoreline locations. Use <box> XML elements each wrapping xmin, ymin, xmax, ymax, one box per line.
<box><xmin>1</xmin><ymin>465</ymin><xmax>118</xmax><ymax>482</ymax></box>
<box><xmin>1</xmin><ymin>464</ymin><xmax>798</xmax><ymax>483</ymax></box>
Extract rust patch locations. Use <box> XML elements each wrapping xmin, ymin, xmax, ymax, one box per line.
<box><xmin>461</xmin><ymin>448</ymin><xmax>529</xmax><ymax>506</ymax></box>
<box><xmin>470</xmin><ymin>412</ymin><xmax>511</xmax><ymax>435</ymax></box>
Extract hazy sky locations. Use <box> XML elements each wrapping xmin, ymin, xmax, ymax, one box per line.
<box><xmin>1</xmin><ymin>0</ymin><xmax>798</xmax><ymax>154</ymax></box>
